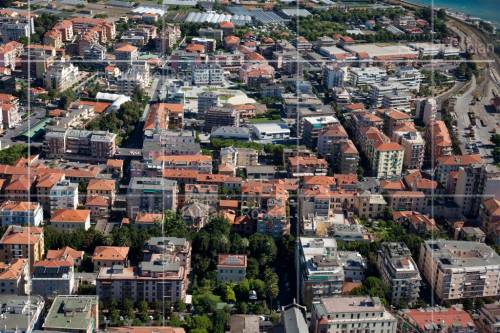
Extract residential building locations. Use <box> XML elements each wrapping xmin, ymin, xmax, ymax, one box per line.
<box><xmin>310</xmin><ymin>296</ymin><xmax>397</xmax><ymax>333</ymax></box>
<box><xmin>220</xmin><ymin>147</ymin><xmax>259</xmax><ymax>168</ymax></box>
<box><xmin>299</xmin><ymin>237</ymin><xmax>366</xmax><ymax>306</ymax></box>
<box><xmin>126</xmin><ymin>177</ymin><xmax>178</xmax><ymax>219</ymax></box>
<box><xmin>349</xmin><ymin>67</ymin><xmax>388</xmax><ymax>86</ymax></box>
<box><xmin>0</xmin><ymin>201</ymin><xmax>43</xmax><ymax>227</ymax></box>
<box><xmin>0</xmin><ymin>226</ymin><xmax>44</xmax><ymax>267</ymax></box>
<box><xmin>480</xmin><ymin>198</ymin><xmax>500</xmax><ymax>244</ymax></box>
<box><xmin>418</xmin><ymin>240</ymin><xmax>500</xmax><ymax>301</ymax></box>
<box><xmin>0</xmin><ymin>259</ymin><xmax>29</xmax><ymax>295</ymax></box>
<box><xmin>49</xmin><ymin>179</ymin><xmax>79</xmax><ymax>215</ymax></box>
<box><xmin>117</xmin><ymin>61</ymin><xmax>151</xmax><ymax>94</ymax></box>
<box><xmin>323</xmin><ymin>65</ymin><xmax>345</xmax><ymax>88</ymax></box>
<box><xmin>31</xmin><ymin>259</ymin><xmax>75</xmax><ymax>297</ymax></box>
<box><xmin>184</xmin><ymin>184</ymin><xmax>219</xmax><ymax>207</ymax></box>
<box><xmin>0</xmin><ymin>295</ymin><xmax>44</xmax><ymax>333</ymax></box>
<box><xmin>197</xmin><ymin>91</ymin><xmax>219</xmax><ymax>114</ymax></box>
<box><xmin>43</xmin><ymin>295</ymin><xmax>98</xmax><ymax>333</ymax></box>
<box><xmin>377</xmin><ymin>242</ymin><xmax>421</xmax><ymax>306</ymax></box>
<box><xmin>192</xmin><ymin>63</ymin><xmax>224</xmax><ymax>86</ymax></box>
<box><xmin>204</xmin><ymin>106</ymin><xmax>240</xmax><ymax>132</ymax></box>
<box><xmin>44</xmin><ymin>62</ymin><xmax>80</xmax><ymax>92</ymax></box>
<box><xmin>385</xmin><ymin>191</ymin><xmax>426</xmax><ymax>212</ymax></box>
<box><xmin>44</xmin><ymin>127</ymin><xmax>117</xmax><ymax>162</ymax></box>
<box><xmin>50</xmin><ymin>209</ymin><xmax>91</xmax><ymax>231</ymax></box>
<box><xmin>477</xmin><ymin>303</ymin><xmax>500</xmax><ymax>333</ymax></box>
<box><xmin>303</xmin><ymin>116</ymin><xmax>339</xmax><ymax>148</ymax></box>
<box><xmin>402</xmin><ymin>306</ymin><xmax>477</xmax><ymax>333</ymax></box>
<box><xmin>425</xmin><ymin>120</ymin><xmax>452</xmax><ymax>162</ymax></box>
<box><xmin>46</xmin><ymin>246</ymin><xmax>84</xmax><ymax>267</ymax></box>
<box><xmin>87</xmin><ymin>178</ymin><xmax>116</xmax><ymax>205</ymax></box>
<box><xmin>115</xmin><ymin>43</ymin><xmax>139</xmax><ymax>68</ymax></box>
<box><xmin>97</xmin><ymin>238</ymin><xmax>191</xmax><ymax>303</ymax></box>
<box><xmin>249</xmin><ymin>122</ymin><xmax>291</xmax><ymax>142</ymax></box>
<box><xmin>92</xmin><ymin>246</ymin><xmax>129</xmax><ymax>272</ymax></box>
<box><xmin>143</xmin><ymin>103</ymin><xmax>184</xmax><ymax>136</ymax></box>
<box><xmin>217</xmin><ymin>254</ymin><xmax>247</xmax><ymax>282</ymax></box>
<box><xmin>287</xmin><ymin>156</ymin><xmax>329</xmax><ymax>177</ymax></box>
<box><xmin>36</xmin><ymin>173</ymin><xmax>65</xmax><ymax>213</ymax></box>
<box><xmin>371</xmin><ymin>142</ymin><xmax>404</xmax><ymax>179</ymax></box>
<box><xmin>396</xmin><ymin>131</ymin><xmax>425</xmax><ymax>170</ymax></box>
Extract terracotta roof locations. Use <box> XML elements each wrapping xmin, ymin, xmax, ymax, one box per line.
<box><xmin>186</xmin><ymin>43</ymin><xmax>205</xmax><ymax>53</ymax></box>
<box><xmin>108</xmin><ymin>327</ymin><xmax>185</xmax><ymax>333</ymax></box>
<box><xmin>217</xmin><ymin>254</ymin><xmax>247</xmax><ymax>267</ymax></box>
<box><xmin>405</xmin><ymin>308</ymin><xmax>474</xmax><ymax>332</ymax></box>
<box><xmin>115</xmin><ymin>43</ymin><xmax>137</xmax><ymax>53</ymax></box>
<box><xmin>0</xmin><ymin>259</ymin><xmax>27</xmax><ymax>280</ymax></box>
<box><xmin>219</xmin><ymin>199</ymin><xmax>238</xmax><ymax>209</ymax></box>
<box><xmin>303</xmin><ymin>175</ymin><xmax>336</xmax><ymax>186</ymax></box>
<box><xmin>6</xmin><ymin>175</ymin><xmax>34</xmax><ymax>191</ymax></box>
<box><xmin>85</xmin><ymin>195</ymin><xmax>109</xmax><ymax>207</ymax></box>
<box><xmin>0</xmin><ymin>200</ymin><xmax>40</xmax><ymax>212</ymax></box>
<box><xmin>224</xmin><ymin>35</ymin><xmax>240</xmax><ymax>44</ymax></box>
<box><xmin>106</xmin><ymin>159</ymin><xmax>123</xmax><ymax>169</ymax></box>
<box><xmin>386</xmin><ymin>109</ymin><xmax>411</xmax><ymax>120</ymax></box>
<box><xmin>0</xmin><ymin>226</ymin><xmax>43</xmax><ymax>245</ymax></box>
<box><xmin>34</xmin><ymin>259</ymin><xmax>73</xmax><ymax>268</ymax></box>
<box><xmin>288</xmin><ymin>156</ymin><xmax>328</xmax><ymax>167</ymax></box>
<box><xmin>46</xmin><ymin>246</ymin><xmax>84</xmax><ymax>262</ymax></box>
<box><xmin>92</xmin><ymin>246</ymin><xmax>129</xmax><ymax>261</ymax></box>
<box><xmin>375</xmin><ymin>142</ymin><xmax>403</xmax><ymax>152</ymax></box>
<box><xmin>36</xmin><ymin>173</ymin><xmax>64</xmax><ymax>188</ymax></box>
<box><xmin>87</xmin><ymin>178</ymin><xmax>115</xmax><ymax>191</ymax></box>
<box><xmin>135</xmin><ymin>212</ymin><xmax>163</xmax><ymax>224</ymax></box>
<box><xmin>50</xmin><ymin>209</ymin><xmax>90</xmax><ymax>223</ymax></box>
<box><xmin>437</xmin><ymin>154</ymin><xmax>482</xmax><ymax>166</ymax></box>
<box><xmin>78</xmin><ymin>101</ymin><xmax>110</xmax><ymax>114</ymax></box>
<box><xmin>219</xmin><ymin>21</ymin><xmax>234</xmax><ymax>29</ymax></box>
<box><xmin>483</xmin><ymin>198</ymin><xmax>500</xmax><ymax>216</ymax></box>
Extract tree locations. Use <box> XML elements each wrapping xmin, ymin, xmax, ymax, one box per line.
<box><xmin>59</xmin><ymin>90</ymin><xmax>77</xmax><ymax>109</ymax></box>
<box><xmin>224</xmin><ymin>284</ymin><xmax>236</xmax><ymax>303</ymax></box>
<box><xmin>174</xmin><ymin>299</ymin><xmax>186</xmax><ymax>312</ymax></box>
<box><xmin>263</xmin><ymin>268</ymin><xmax>279</xmax><ymax>302</ymax></box>
<box><xmin>138</xmin><ymin>300</ymin><xmax>149</xmax><ymax>322</ymax></box>
<box><xmin>123</xmin><ymin>298</ymin><xmax>135</xmax><ymax>319</ymax></box>
<box><xmin>0</xmin><ymin>145</ymin><xmax>28</xmax><ymax>165</ymax></box>
<box><xmin>191</xmin><ymin>315</ymin><xmax>212</xmax><ymax>331</ymax></box>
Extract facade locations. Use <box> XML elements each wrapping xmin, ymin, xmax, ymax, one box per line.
<box><xmin>371</xmin><ymin>143</ymin><xmax>404</xmax><ymax>179</ymax></box>
<box><xmin>477</xmin><ymin>303</ymin><xmax>500</xmax><ymax>333</ymax></box>
<box><xmin>126</xmin><ymin>177</ymin><xmax>178</xmax><ymax>219</ymax></box>
<box><xmin>402</xmin><ymin>306</ymin><xmax>476</xmax><ymax>333</ymax></box>
<box><xmin>44</xmin><ymin>128</ymin><xmax>117</xmax><ymax>162</ymax></box>
<box><xmin>204</xmin><ymin>106</ymin><xmax>240</xmax><ymax>132</ymax></box>
<box><xmin>0</xmin><ymin>226</ymin><xmax>45</xmax><ymax>267</ymax></box>
<box><xmin>49</xmin><ymin>179</ymin><xmax>79</xmax><ymax>215</ymax></box>
<box><xmin>31</xmin><ymin>259</ymin><xmax>75</xmax><ymax>297</ymax></box>
<box><xmin>0</xmin><ymin>295</ymin><xmax>44</xmax><ymax>333</ymax></box>
<box><xmin>310</xmin><ymin>296</ymin><xmax>397</xmax><ymax>333</ymax></box>
<box><xmin>44</xmin><ymin>62</ymin><xmax>80</xmax><ymax>92</ymax></box>
<box><xmin>377</xmin><ymin>242</ymin><xmax>421</xmax><ymax>306</ymax></box>
<box><xmin>217</xmin><ymin>254</ymin><xmax>247</xmax><ymax>282</ymax></box>
<box><xmin>419</xmin><ymin>240</ymin><xmax>500</xmax><ymax>301</ymax></box>
<box><xmin>92</xmin><ymin>246</ymin><xmax>129</xmax><ymax>272</ymax></box>
<box><xmin>0</xmin><ymin>259</ymin><xmax>29</xmax><ymax>295</ymax></box>
<box><xmin>0</xmin><ymin>201</ymin><xmax>43</xmax><ymax>227</ymax></box>
<box><xmin>97</xmin><ymin>237</ymin><xmax>191</xmax><ymax>303</ymax></box>
<box><xmin>192</xmin><ymin>63</ymin><xmax>224</xmax><ymax>86</ymax></box>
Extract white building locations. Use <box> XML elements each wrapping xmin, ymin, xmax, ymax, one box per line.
<box><xmin>349</xmin><ymin>67</ymin><xmax>387</xmax><ymax>86</ymax></box>
<box><xmin>0</xmin><ymin>201</ymin><xmax>43</xmax><ymax>227</ymax></box>
<box><xmin>192</xmin><ymin>63</ymin><xmax>224</xmax><ymax>86</ymax></box>
<box><xmin>49</xmin><ymin>180</ymin><xmax>79</xmax><ymax>215</ymax></box>
<box><xmin>44</xmin><ymin>62</ymin><xmax>80</xmax><ymax>92</ymax></box>
<box><xmin>249</xmin><ymin>122</ymin><xmax>291</xmax><ymax>142</ymax></box>
<box><xmin>323</xmin><ymin>65</ymin><xmax>346</xmax><ymax>89</ymax></box>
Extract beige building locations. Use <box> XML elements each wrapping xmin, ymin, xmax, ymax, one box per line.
<box><xmin>310</xmin><ymin>296</ymin><xmax>397</xmax><ymax>333</ymax></box>
<box><xmin>92</xmin><ymin>246</ymin><xmax>129</xmax><ymax>272</ymax></box>
<box><xmin>419</xmin><ymin>240</ymin><xmax>500</xmax><ymax>301</ymax></box>
<box><xmin>217</xmin><ymin>254</ymin><xmax>247</xmax><ymax>282</ymax></box>
<box><xmin>0</xmin><ymin>226</ymin><xmax>45</xmax><ymax>267</ymax></box>
<box><xmin>44</xmin><ymin>62</ymin><xmax>80</xmax><ymax>92</ymax></box>
<box><xmin>372</xmin><ymin>142</ymin><xmax>404</xmax><ymax>179</ymax></box>
<box><xmin>50</xmin><ymin>209</ymin><xmax>91</xmax><ymax>231</ymax></box>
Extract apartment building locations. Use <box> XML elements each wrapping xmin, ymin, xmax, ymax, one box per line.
<box><xmin>480</xmin><ymin>198</ymin><xmax>500</xmax><ymax>244</ymax></box>
<box><xmin>303</xmin><ymin>116</ymin><xmax>339</xmax><ymax>148</ymax></box>
<box><xmin>36</xmin><ymin>173</ymin><xmax>65</xmax><ymax>213</ymax></box>
<box><xmin>192</xmin><ymin>63</ymin><xmax>224</xmax><ymax>86</ymax></box>
<box><xmin>92</xmin><ymin>246</ymin><xmax>129</xmax><ymax>272</ymax></box>
<box><xmin>349</xmin><ymin>67</ymin><xmax>388</xmax><ymax>86</ymax></box>
<box><xmin>217</xmin><ymin>254</ymin><xmax>247</xmax><ymax>282</ymax></box>
<box><xmin>87</xmin><ymin>178</ymin><xmax>116</xmax><ymax>205</ymax></box>
<box><xmin>220</xmin><ymin>147</ymin><xmax>258</xmax><ymax>168</ymax></box>
<box><xmin>0</xmin><ymin>259</ymin><xmax>29</xmax><ymax>295</ymax></box>
<box><xmin>0</xmin><ymin>201</ymin><xmax>43</xmax><ymax>227</ymax></box>
<box><xmin>477</xmin><ymin>303</ymin><xmax>500</xmax><ymax>333</ymax></box>
<box><xmin>49</xmin><ymin>179</ymin><xmax>79</xmax><ymax>215</ymax></box>
<box><xmin>396</xmin><ymin>131</ymin><xmax>425</xmax><ymax>170</ymax></box>
<box><xmin>0</xmin><ymin>226</ymin><xmax>45</xmax><ymax>267</ymax></box>
<box><xmin>323</xmin><ymin>65</ymin><xmax>345</xmax><ymax>88</ymax></box>
<box><xmin>117</xmin><ymin>61</ymin><xmax>151</xmax><ymax>94</ymax></box>
<box><xmin>0</xmin><ymin>295</ymin><xmax>44</xmax><ymax>333</ymax></box>
<box><xmin>43</xmin><ymin>295</ymin><xmax>98</xmax><ymax>333</ymax></box>
<box><xmin>154</xmin><ymin>154</ymin><xmax>213</xmax><ymax>173</ymax></box>
<box><xmin>44</xmin><ymin>62</ymin><xmax>80</xmax><ymax>92</ymax></box>
<box><xmin>44</xmin><ymin>128</ymin><xmax>117</xmax><ymax>162</ymax></box>
<box><xmin>377</xmin><ymin>242</ymin><xmax>421</xmax><ymax>306</ymax></box>
<box><xmin>31</xmin><ymin>259</ymin><xmax>75</xmax><ymax>297</ymax></box>
<box><xmin>385</xmin><ymin>191</ymin><xmax>426</xmax><ymax>212</ymax></box>
<box><xmin>143</xmin><ymin>103</ymin><xmax>184</xmax><ymax>136</ymax></box>
<box><xmin>310</xmin><ymin>296</ymin><xmax>397</xmax><ymax>333</ymax></box>
<box><xmin>300</xmin><ymin>237</ymin><xmax>365</xmax><ymax>306</ymax></box>
<box><xmin>50</xmin><ymin>209</ymin><xmax>91</xmax><ymax>232</ymax></box>
<box><xmin>419</xmin><ymin>240</ymin><xmax>500</xmax><ymax>301</ymax></box>
<box><xmin>126</xmin><ymin>177</ymin><xmax>178</xmax><ymax>219</ymax></box>
<box><xmin>204</xmin><ymin>106</ymin><xmax>240</xmax><ymax>132</ymax></box>
<box><xmin>371</xmin><ymin>142</ymin><xmax>404</xmax><ymax>179</ymax></box>
<box><xmin>97</xmin><ymin>237</ymin><xmax>190</xmax><ymax>303</ymax></box>
<box><xmin>287</xmin><ymin>156</ymin><xmax>328</xmax><ymax>177</ymax></box>
<box><xmin>402</xmin><ymin>306</ymin><xmax>476</xmax><ymax>333</ymax></box>
<box><xmin>425</xmin><ymin>120</ymin><xmax>452</xmax><ymax>163</ymax></box>
<box><xmin>354</xmin><ymin>192</ymin><xmax>387</xmax><ymax>219</ymax></box>
<box><xmin>184</xmin><ymin>184</ymin><xmax>219</xmax><ymax>207</ymax></box>
<box><xmin>114</xmin><ymin>43</ymin><xmax>139</xmax><ymax>68</ymax></box>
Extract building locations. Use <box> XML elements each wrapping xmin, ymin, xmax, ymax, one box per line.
<box><xmin>192</xmin><ymin>63</ymin><xmax>224</xmax><ymax>86</ymax></box>
<box><xmin>97</xmin><ymin>238</ymin><xmax>191</xmax><ymax>303</ymax></box>
<box><xmin>303</xmin><ymin>116</ymin><xmax>339</xmax><ymax>148</ymax></box>
<box><xmin>117</xmin><ymin>61</ymin><xmax>151</xmax><ymax>94</ymax></box>
<box><xmin>480</xmin><ymin>198</ymin><xmax>500</xmax><ymax>244</ymax></box>
<box><xmin>220</xmin><ymin>147</ymin><xmax>258</xmax><ymax>168</ymax></box>
<box><xmin>477</xmin><ymin>303</ymin><xmax>500</xmax><ymax>333</ymax></box>
<box><xmin>197</xmin><ymin>91</ymin><xmax>219</xmax><ymax>114</ymax></box>
<box><xmin>44</xmin><ymin>127</ymin><xmax>117</xmax><ymax>162</ymax></box>
<box><xmin>43</xmin><ymin>295</ymin><xmax>99</xmax><ymax>333</ymax></box>
<box><xmin>143</xmin><ymin>103</ymin><xmax>184</xmax><ymax>136</ymax></box>
<box><xmin>31</xmin><ymin>259</ymin><xmax>75</xmax><ymax>297</ymax></box>
<box><xmin>0</xmin><ymin>201</ymin><xmax>43</xmax><ymax>227</ymax></box>
<box><xmin>217</xmin><ymin>254</ymin><xmax>247</xmax><ymax>282</ymax></box>
<box><xmin>402</xmin><ymin>306</ymin><xmax>476</xmax><ymax>333</ymax></box>
<box><xmin>299</xmin><ymin>237</ymin><xmax>366</xmax><ymax>306</ymax></box>
<box><xmin>349</xmin><ymin>67</ymin><xmax>387</xmax><ymax>86</ymax></box>
<box><xmin>0</xmin><ymin>295</ymin><xmax>44</xmax><ymax>333</ymax></box>
<box><xmin>0</xmin><ymin>226</ymin><xmax>44</xmax><ymax>267</ymax></box>
<box><xmin>310</xmin><ymin>296</ymin><xmax>397</xmax><ymax>333</ymax></box>
<box><xmin>249</xmin><ymin>122</ymin><xmax>291</xmax><ymax>142</ymax></box>
<box><xmin>377</xmin><ymin>242</ymin><xmax>421</xmax><ymax>306</ymax></box>
<box><xmin>323</xmin><ymin>65</ymin><xmax>345</xmax><ymax>89</ymax></box>
<box><xmin>115</xmin><ymin>43</ymin><xmax>139</xmax><ymax>68</ymax></box>
<box><xmin>204</xmin><ymin>106</ymin><xmax>240</xmax><ymax>132</ymax></box>
<box><xmin>92</xmin><ymin>246</ymin><xmax>129</xmax><ymax>272</ymax></box>
<box><xmin>371</xmin><ymin>142</ymin><xmax>404</xmax><ymax>179</ymax></box>
<box><xmin>109</xmin><ymin>327</ymin><xmax>185</xmax><ymax>333</ymax></box>
<box><xmin>126</xmin><ymin>177</ymin><xmax>178</xmax><ymax>219</ymax></box>
<box><xmin>0</xmin><ymin>259</ymin><xmax>29</xmax><ymax>295</ymax></box>
<box><xmin>425</xmin><ymin>120</ymin><xmax>452</xmax><ymax>162</ymax></box>
<box><xmin>46</xmin><ymin>246</ymin><xmax>84</xmax><ymax>267</ymax></box>
<box><xmin>49</xmin><ymin>179</ymin><xmax>79</xmax><ymax>215</ymax></box>
<box><xmin>87</xmin><ymin>178</ymin><xmax>116</xmax><ymax>205</ymax></box>
<box><xmin>50</xmin><ymin>209</ymin><xmax>91</xmax><ymax>231</ymax></box>
<box><xmin>385</xmin><ymin>191</ymin><xmax>426</xmax><ymax>212</ymax></box>
<box><xmin>397</xmin><ymin>131</ymin><xmax>425</xmax><ymax>170</ymax></box>
<box><xmin>36</xmin><ymin>173</ymin><xmax>65</xmax><ymax>213</ymax></box>
<box><xmin>287</xmin><ymin>156</ymin><xmax>329</xmax><ymax>177</ymax></box>
<box><xmin>44</xmin><ymin>62</ymin><xmax>80</xmax><ymax>92</ymax></box>
<box><xmin>419</xmin><ymin>240</ymin><xmax>500</xmax><ymax>301</ymax></box>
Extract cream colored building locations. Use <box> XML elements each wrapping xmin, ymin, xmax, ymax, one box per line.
<box><xmin>372</xmin><ymin>142</ymin><xmax>404</xmax><ymax>179</ymax></box>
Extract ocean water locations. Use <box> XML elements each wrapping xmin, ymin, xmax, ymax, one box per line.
<box><xmin>410</xmin><ymin>0</ymin><xmax>500</xmax><ymax>24</ymax></box>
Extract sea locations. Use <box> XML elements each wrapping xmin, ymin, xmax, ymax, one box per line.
<box><xmin>409</xmin><ymin>0</ymin><xmax>500</xmax><ymax>25</ymax></box>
